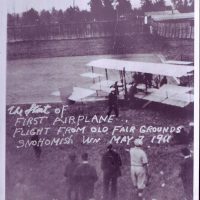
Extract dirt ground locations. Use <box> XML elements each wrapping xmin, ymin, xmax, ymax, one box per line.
<box><xmin>6</xmin><ymin>54</ymin><xmax>194</xmax><ymax>200</ymax></box>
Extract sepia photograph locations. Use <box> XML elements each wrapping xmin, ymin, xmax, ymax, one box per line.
<box><xmin>4</xmin><ymin>0</ymin><xmax>198</xmax><ymax>200</ymax></box>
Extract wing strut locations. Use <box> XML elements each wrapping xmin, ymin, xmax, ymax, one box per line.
<box><xmin>91</xmin><ymin>66</ymin><xmax>95</xmax><ymax>84</ymax></box>
<box><xmin>105</xmin><ymin>68</ymin><xmax>108</xmax><ymax>80</ymax></box>
<box><xmin>123</xmin><ymin>67</ymin><xmax>128</xmax><ymax>100</ymax></box>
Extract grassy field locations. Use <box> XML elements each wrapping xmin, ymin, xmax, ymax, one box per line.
<box><xmin>6</xmin><ymin>53</ymin><xmax>161</xmax><ymax>105</ymax></box>
<box><xmin>6</xmin><ymin>102</ymin><xmax>193</xmax><ymax>200</ymax></box>
<box><xmin>6</xmin><ymin>54</ymin><xmax>193</xmax><ymax>200</ymax></box>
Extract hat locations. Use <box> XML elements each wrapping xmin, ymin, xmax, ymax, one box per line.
<box><xmin>134</xmin><ymin>139</ymin><xmax>143</xmax><ymax>146</ymax></box>
<box><xmin>110</xmin><ymin>87</ymin><xmax>115</xmax><ymax>93</ymax></box>
<box><xmin>81</xmin><ymin>153</ymin><xmax>88</xmax><ymax>161</ymax></box>
<box><xmin>189</xmin><ymin>122</ymin><xmax>194</xmax><ymax>127</ymax></box>
<box><xmin>181</xmin><ymin>148</ymin><xmax>191</xmax><ymax>156</ymax></box>
<box><xmin>69</xmin><ymin>153</ymin><xmax>76</xmax><ymax>161</ymax></box>
<box><xmin>107</xmin><ymin>144</ymin><xmax>113</xmax><ymax>150</ymax></box>
<box><xmin>176</xmin><ymin>125</ymin><xmax>185</xmax><ymax>133</ymax></box>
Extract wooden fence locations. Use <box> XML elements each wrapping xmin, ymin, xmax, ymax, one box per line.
<box><xmin>7</xmin><ymin>19</ymin><xmax>144</xmax><ymax>42</ymax></box>
<box><xmin>151</xmin><ymin>20</ymin><xmax>194</xmax><ymax>39</ymax></box>
<box><xmin>7</xmin><ymin>18</ymin><xmax>194</xmax><ymax>42</ymax></box>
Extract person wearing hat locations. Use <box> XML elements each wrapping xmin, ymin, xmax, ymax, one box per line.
<box><xmin>179</xmin><ymin>148</ymin><xmax>193</xmax><ymax>200</ymax></box>
<box><xmin>101</xmin><ymin>144</ymin><xmax>122</xmax><ymax>200</ymax></box>
<box><xmin>74</xmin><ymin>153</ymin><xmax>98</xmax><ymax>200</ymax></box>
<box><xmin>64</xmin><ymin>153</ymin><xmax>79</xmax><ymax>200</ymax></box>
<box><xmin>129</xmin><ymin>139</ymin><xmax>148</xmax><ymax>197</ymax></box>
<box><xmin>128</xmin><ymin>83</ymin><xmax>138</xmax><ymax>109</ymax></box>
<box><xmin>172</xmin><ymin>126</ymin><xmax>189</xmax><ymax>145</ymax></box>
<box><xmin>107</xmin><ymin>88</ymin><xmax>119</xmax><ymax>117</ymax></box>
<box><xmin>160</xmin><ymin>76</ymin><xmax>168</xmax><ymax>87</ymax></box>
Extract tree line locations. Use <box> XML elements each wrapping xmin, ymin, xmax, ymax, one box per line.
<box><xmin>8</xmin><ymin>0</ymin><xmax>194</xmax><ymax>26</ymax></box>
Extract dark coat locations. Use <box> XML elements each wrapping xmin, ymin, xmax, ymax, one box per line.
<box><xmin>180</xmin><ymin>157</ymin><xmax>193</xmax><ymax>199</ymax></box>
<box><xmin>180</xmin><ymin>157</ymin><xmax>193</xmax><ymax>182</ymax></box>
<box><xmin>74</xmin><ymin>163</ymin><xmax>98</xmax><ymax>200</ymax></box>
<box><xmin>101</xmin><ymin>150</ymin><xmax>122</xmax><ymax>177</ymax></box>
<box><xmin>160</xmin><ymin>77</ymin><xmax>167</xmax><ymax>87</ymax></box>
<box><xmin>74</xmin><ymin>163</ymin><xmax>98</xmax><ymax>185</ymax></box>
<box><xmin>64</xmin><ymin>161</ymin><xmax>79</xmax><ymax>185</ymax></box>
<box><xmin>108</xmin><ymin>92</ymin><xmax>118</xmax><ymax>107</ymax></box>
<box><xmin>129</xmin><ymin>84</ymin><xmax>137</xmax><ymax>99</ymax></box>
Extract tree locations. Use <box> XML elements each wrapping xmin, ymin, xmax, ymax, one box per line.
<box><xmin>141</xmin><ymin>0</ymin><xmax>154</xmax><ymax>12</ymax></box>
<box><xmin>102</xmin><ymin>0</ymin><xmax>115</xmax><ymax>19</ymax></box>
<box><xmin>40</xmin><ymin>10</ymin><xmax>51</xmax><ymax>25</ymax></box>
<box><xmin>78</xmin><ymin>10</ymin><xmax>92</xmax><ymax>22</ymax></box>
<box><xmin>7</xmin><ymin>14</ymin><xmax>16</xmax><ymax>26</ymax></box>
<box><xmin>57</xmin><ymin>10</ymin><xmax>64</xmax><ymax>23</ymax></box>
<box><xmin>21</xmin><ymin>8</ymin><xmax>39</xmax><ymax>25</ymax></box>
<box><xmin>116</xmin><ymin>0</ymin><xmax>132</xmax><ymax>16</ymax></box>
<box><xmin>89</xmin><ymin>0</ymin><xmax>104</xmax><ymax>20</ymax></box>
<box><xmin>153</xmin><ymin>0</ymin><xmax>167</xmax><ymax>11</ymax></box>
<box><xmin>171</xmin><ymin>0</ymin><xmax>194</xmax><ymax>12</ymax></box>
<box><xmin>51</xmin><ymin>7</ymin><xmax>59</xmax><ymax>23</ymax></box>
<box><xmin>64</xmin><ymin>6</ymin><xmax>80</xmax><ymax>22</ymax></box>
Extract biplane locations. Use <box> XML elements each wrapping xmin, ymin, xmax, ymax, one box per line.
<box><xmin>67</xmin><ymin>58</ymin><xmax>194</xmax><ymax>108</ymax></box>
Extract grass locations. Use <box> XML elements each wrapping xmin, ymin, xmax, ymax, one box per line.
<box><xmin>6</xmin><ymin>53</ymin><xmax>193</xmax><ymax>200</ymax></box>
<box><xmin>6</xmin><ymin>102</ymin><xmax>193</xmax><ymax>200</ymax></box>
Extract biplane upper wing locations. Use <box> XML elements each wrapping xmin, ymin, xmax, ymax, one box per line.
<box><xmin>68</xmin><ymin>87</ymin><xmax>96</xmax><ymax>101</ymax></box>
<box><xmin>80</xmin><ymin>72</ymin><xmax>104</xmax><ymax>78</ymax></box>
<box><xmin>87</xmin><ymin>59</ymin><xmax>194</xmax><ymax>77</ymax></box>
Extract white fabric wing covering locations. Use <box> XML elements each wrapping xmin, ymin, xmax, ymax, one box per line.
<box><xmin>80</xmin><ymin>72</ymin><xmax>104</xmax><ymax>78</ymax></box>
<box><xmin>87</xmin><ymin>59</ymin><xmax>194</xmax><ymax>77</ymax></box>
<box><xmin>142</xmin><ymin>85</ymin><xmax>194</xmax><ymax>107</ymax></box>
<box><xmin>68</xmin><ymin>87</ymin><xmax>96</xmax><ymax>101</ymax></box>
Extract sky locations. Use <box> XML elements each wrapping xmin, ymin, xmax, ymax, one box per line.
<box><xmin>7</xmin><ymin>0</ymin><xmax>173</xmax><ymax>14</ymax></box>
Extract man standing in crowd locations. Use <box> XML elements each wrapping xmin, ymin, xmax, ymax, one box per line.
<box><xmin>64</xmin><ymin>153</ymin><xmax>79</xmax><ymax>200</ymax></box>
<box><xmin>160</xmin><ymin>76</ymin><xmax>167</xmax><ymax>87</ymax></box>
<box><xmin>74</xmin><ymin>153</ymin><xmax>98</xmax><ymax>200</ymax></box>
<box><xmin>129</xmin><ymin>83</ymin><xmax>138</xmax><ymax>108</ymax></box>
<box><xmin>101</xmin><ymin>144</ymin><xmax>122</xmax><ymax>200</ymax></box>
<box><xmin>110</xmin><ymin>81</ymin><xmax>123</xmax><ymax>96</ymax></box>
<box><xmin>179</xmin><ymin>148</ymin><xmax>193</xmax><ymax>200</ymax></box>
<box><xmin>172</xmin><ymin>126</ymin><xmax>190</xmax><ymax>145</ymax></box>
<box><xmin>107</xmin><ymin>88</ymin><xmax>119</xmax><ymax>117</ymax></box>
<box><xmin>144</xmin><ymin>73</ymin><xmax>153</xmax><ymax>91</ymax></box>
<box><xmin>129</xmin><ymin>139</ymin><xmax>149</xmax><ymax>198</ymax></box>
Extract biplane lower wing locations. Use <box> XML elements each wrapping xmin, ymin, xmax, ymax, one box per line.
<box><xmin>143</xmin><ymin>94</ymin><xmax>167</xmax><ymax>102</ymax></box>
<box><xmin>162</xmin><ymin>93</ymin><xmax>194</xmax><ymax>107</ymax></box>
<box><xmin>68</xmin><ymin>87</ymin><xmax>96</xmax><ymax>101</ymax></box>
<box><xmin>140</xmin><ymin>84</ymin><xmax>194</xmax><ymax>107</ymax></box>
<box><xmin>152</xmin><ymin>84</ymin><xmax>193</xmax><ymax>95</ymax></box>
<box><xmin>163</xmin><ymin>99</ymin><xmax>192</xmax><ymax>107</ymax></box>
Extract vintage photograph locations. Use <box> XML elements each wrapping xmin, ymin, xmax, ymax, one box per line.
<box><xmin>6</xmin><ymin>0</ymin><xmax>196</xmax><ymax>200</ymax></box>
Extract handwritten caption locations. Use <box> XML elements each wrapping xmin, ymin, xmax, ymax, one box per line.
<box><xmin>7</xmin><ymin>104</ymin><xmax>183</xmax><ymax>149</ymax></box>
